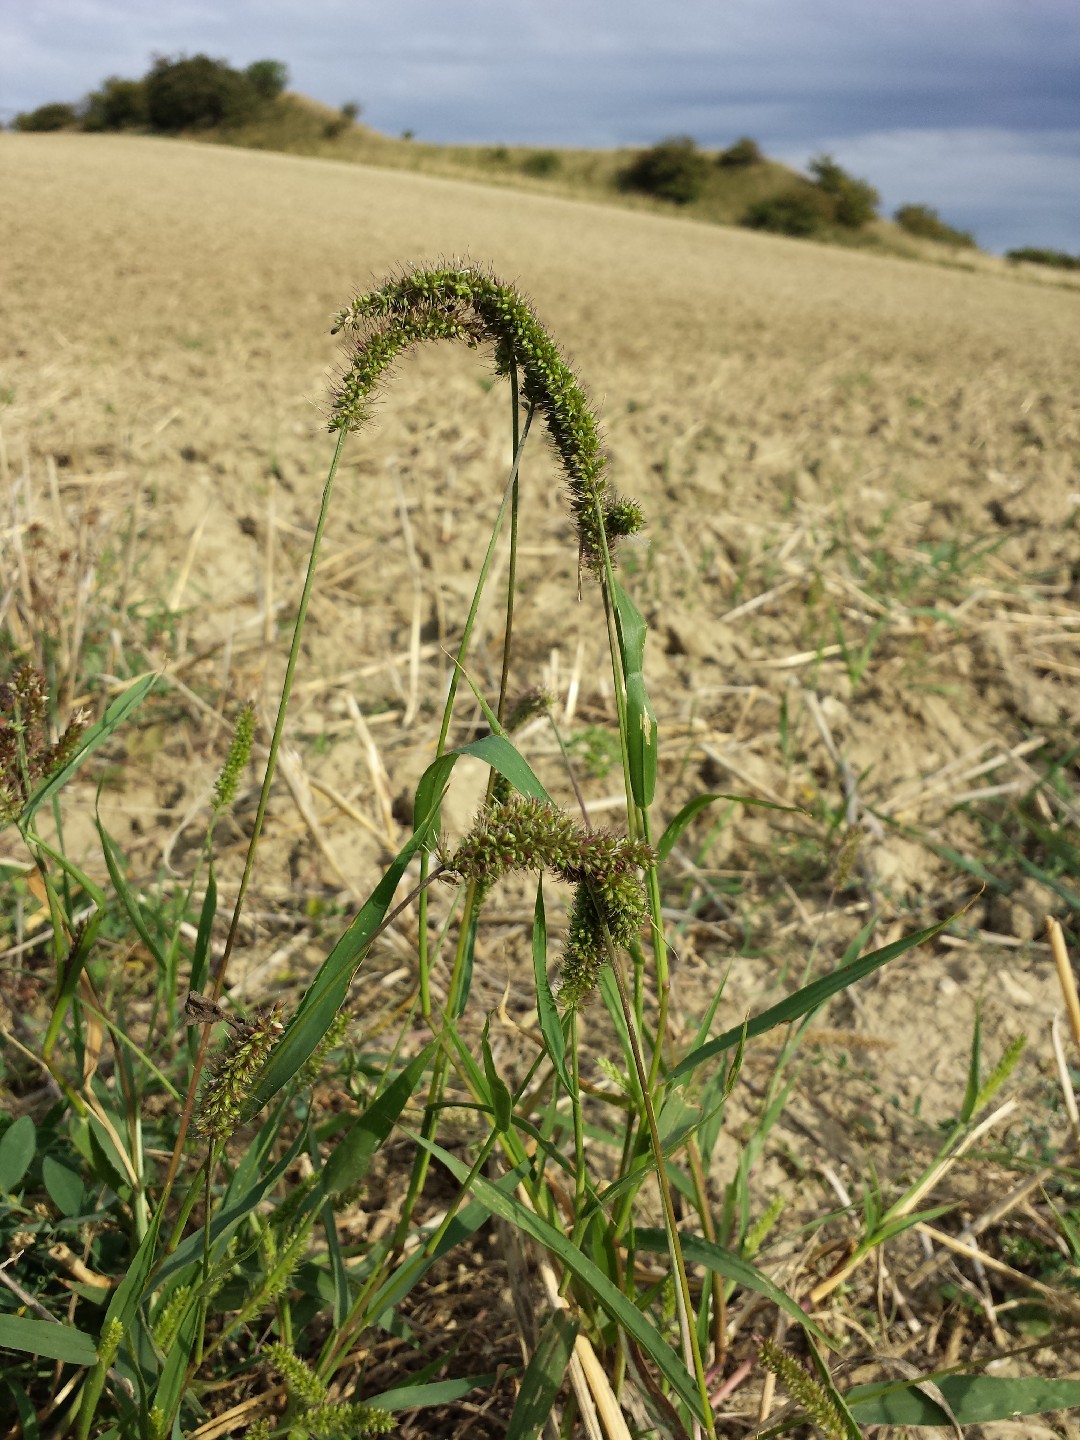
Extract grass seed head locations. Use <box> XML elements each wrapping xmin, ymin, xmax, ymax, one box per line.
<box><xmin>330</xmin><ymin>262</ymin><xmax>645</xmax><ymax>575</ymax></box>
<box><xmin>447</xmin><ymin>795</ymin><xmax>654</xmax><ymax>1005</ymax></box>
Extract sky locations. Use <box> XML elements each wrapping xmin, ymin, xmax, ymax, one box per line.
<box><xmin>2</xmin><ymin>0</ymin><xmax>1078</xmax><ymax>255</ymax></box>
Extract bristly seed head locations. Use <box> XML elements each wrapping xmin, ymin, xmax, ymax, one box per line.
<box><xmin>329</xmin><ymin>262</ymin><xmax>645</xmax><ymax>577</ymax></box>
<box><xmin>446</xmin><ymin>796</ymin><xmax>654</xmax><ymax>1007</ymax></box>
<box><xmin>195</xmin><ymin>1002</ymin><xmax>286</xmax><ymax>1140</ymax></box>
<box><xmin>0</xmin><ymin>664</ymin><xmax>89</xmax><ymax>823</ymax></box>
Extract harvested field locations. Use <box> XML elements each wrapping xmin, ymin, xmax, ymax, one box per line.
<box><xmin>2</xmin><ymin>133</ymin><xmax>1079</xmax><ymax>1434</ymax></box>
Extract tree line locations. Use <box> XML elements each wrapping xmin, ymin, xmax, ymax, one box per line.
<box><xmin>12</xmin><ymin>55</ymin><xmax>291</xmax><ymax>135</ymax></box>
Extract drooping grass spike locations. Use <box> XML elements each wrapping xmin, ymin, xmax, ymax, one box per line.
<box><xmin>446</xmin><ymin>795</ymin><xmax>654</xmax><ymax>1007</ymax></box>
<box><xmin>330</xmin><ymin>262</ymin><xmax>645</xmax><ymax>576</ymax></box>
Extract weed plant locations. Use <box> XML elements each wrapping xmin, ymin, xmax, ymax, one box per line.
<box><xmin>1</xmin><ymin>263</ymin><xmax>1079</xmax><ymax>1439</ymax></box>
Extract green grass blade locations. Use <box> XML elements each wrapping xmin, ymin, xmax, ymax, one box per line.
<box><xmin>41</xmin><ymin>910</ymin><xmax>104</xmax><ymax>1060</ymax></box>
<box><xmin>240</xmin><ymin>824</ymin><xmax>432</xmax><ymax>1119</ymax></box>
<box><xmin>22</xmin><ymin>673</ymin><xmax>158</xmax><ymax>826</ymax></box>
<box><xmin>505</xmin><ymin>1309</ymin><xmax>578</xmax><ymax>1440</ymax></box>
<box><xmin>367</xmin><ymin>1167</ymin><xmax>531</xmax><ymax>1320</ymax></box>
<box><xmin>95</xmin><ymin>819</ymin><xmax>167</xmax><ymax>973</ymax></box>
<box><xmin>367</xmin><ymin>1373</ymin><xmax>503</xmax><ymax>1411</ymax></box>
<box><xmin>657</xmin><ymin>794</ymin><xmax>804</xmax><ymax>864</ymax></box>
<box><xmin>961</xmin><ymin>1007</ymin><xmax>981</xmax><ymax>1123</ymax></box>
<box><xmin>323</xmin><ymin>1042</ymin><xmax>438</xmax><ymax>1196</ymax></box>
<box><xmin>633</xmin><ymin>1229</ymin><xmax>829</xmax><ymax>1345</ymax></box>
<box><xmin>76</xmin><ymin>1200</ymin><xmax>167</xmax><ymax>1439</ymax></box>
<box><xmin>482</xmin><ymin>1016</ymin><xmax>513</xmax><ymax>1132</ymax></box>
<box><xmin>624</xmin><ymin>671</ymin><xmax>657</xmax><ymax>809</ymax></box>
<box><xmin>671</xmin><ymin>913</ymin><xmax>960</xmax><ymax>1084</ymax></box>
<box><xmin>413</xmin><ymin>732</ymin><xmax>551</xmax><ymax>836</ymax></box>
<box><xmin>189</xmin><ymin>862</ymin><xmax>217</xmax><ymax>997</ymax></box>
<box><xmin>154</xmin><ymin>1126</ymin><xmax>306</xmax><ymax>1285</ymax></box>
<box><xmin>612</xmin><ymin>580</ymin><xmax>655</xmax><ymax>807</ymax></box>
<box><xmin>530</xmin><ymin>881</ymin><xmax>575</xmax><ymax>1097</ymax></box>
<box><xmin>804</xmin><ymin>1333</ymin><xmax>863</xmax><ymax>1440</ymax></box>
<box><xmin>0</xmin><ymin>1315</ymin><xmax>97</xmax><ymax>1367</ymax></box>
<box><xmin>409</xmin><ymin>1133</ymin><xmax>708</xmax><ymax>1426</ymax></box>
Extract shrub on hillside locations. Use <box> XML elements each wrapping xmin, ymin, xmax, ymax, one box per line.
<box><xmin>522</xmin><ymin>150</ymin><xmax>560</xmax><ymax>177</ymax></box>
<box><xmin>144</xmin><ymin>54</ymin><xmax>264</xmax><ymax>131</ymax></box>
<box><xmin>809</xmin><ymin>153</ymin><xmax>879</xmax><ymax>228</ymax></box>
<box><xmin>1005</xmin><ymin>246</ymin><xmax>1080</xmax><ymax>271</ymax></box>
<box><xmin>742</xmin><ymin>188</ymin><xmax>831</xmax><ymax>237</ymax></box>
<box><xmin>620</xmin><ymin>136</ymin><xmax>708</xmax><ymax>205</ymax></box>
<box><xmin>82</xmin><ymin>77</ymin><xmax>148</xmax><ymax>131</ymax></box>
<box><xmin>718</xmin><ymin>136</ymin><xmax>762</xmax><ymax>167</ymax></box>
<box><xmin>323</xmin><ymin>101</ymin><xmax>362</xmax><ymax>139</ymax></box>
<box><xmin>245</xmin><ymin>60</ymin><xmax>289</xmax><ymax>101</ymax></box>
<box><xmin>895</xmin><ymin>203</ymin><xmax>975</xmax><ymax>247</ymax></box>
<box><xmin>14</xmin><ymin>102</ymin><xmax>78</xmax><ymax>132</ymax></box>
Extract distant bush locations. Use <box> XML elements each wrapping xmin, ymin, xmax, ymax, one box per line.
<box><xmin>245</xmin><ymin>60</ymin><xmax>289</xmax><ymax>102</ymax></box>
<box><xmin>144</xmin><ymin>54</ymin><xmax>265</xmax><ymax>131</ymax></box>
<box><xmin>1005</xmin><ymin>246</ymin><xmax>1080</xmax><ymax>271</ymax></box>
<box><xmin>486</xmin><ymin>145</ymin><xmax>510</xmax><ymax>163</ymax></box>
<box><xmin>522</xmin><ymin>149</ymin><xmax>560</xmax><ymax>177</ymax></box>
<box><xmin>717</xmin><ymin>136</ymin><xmax>762</xmax><ymax>167</ymax></box>
<box><xmin>895</xmin><ymin>203</ymin><xmax>975</xmax><ymax>247</ymax></box>
<box><xmin>82</xmin><ymin>77</ymin><xmax>147</xmax><ymax>132</ymax></box>
<box><xmin>808</xmin><ymin>153</ymin><xmax>879</xmax><ymax>228</ymax></box>
<box><xmin>323</xmin><ymin>101</ymin><xmax>361</xmax><ymax>139</ymax></box>
<box><xmin>620</xmin><ymin>136</ymin><xmax>708</xmax><ymax>205</ymax></box>
<box><xmin>742</xmin><ymin>188</ymin><xmax>831</xmax><ymax>237</ymax></box>
<box><xmin>14</xmin><ymin>102</ymin><xmax>78</xmax><ymax>132</ymax></box>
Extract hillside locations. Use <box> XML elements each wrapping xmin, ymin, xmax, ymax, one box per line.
<box><xmin>1</xmin><ymin>134</ymin><xmax>1079</xmax><ymax>1431</ymax></box>
<box><xmin>181</xmin><ymin>92</ymin><xmax>996</xmax><ymax>268</ymax></box>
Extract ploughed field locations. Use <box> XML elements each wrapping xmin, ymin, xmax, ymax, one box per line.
<box><xmin>2</xmin><ymin>132</ymin><xmax>1079</xmax><ymax>1222</ymax></box>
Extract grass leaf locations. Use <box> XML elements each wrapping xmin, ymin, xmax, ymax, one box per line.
<box><xmin>409</xmin><ymin>1133</ymin><xmax>708</xmax><ymax>1425</ymax></box>
<box><xmin>671</xmin><ymin>912</ymin><xmax>962</xmax><ymax>1084</ymax></box>
<box><xmin>0</xmin><ymin>1315</ymin><xmax>97</xmax><ymax>1367</ymax></box>
<box><xmin>241</xmin><ymin>824</ymin><xmax>432</xmax><ymax>1118</ymax></box>
<box><xmin>323</xmin><ymin>1042</ymin><xmax>437</xmax><ymax>1196</ymax></box>
<box><xmin>634</xmin><ymin>1228</ymin><xmax>830</xmax><ymax>1345</ymax></box>
<box><xmin>505</xmin><ymin>1309</ymin><xmax>578</xmax><ymax>1440</ymax></box>
<box><xmin>22</xmin><ymin>673</ymin><xmax>158</xmax><ymax>826</ymax></box>
<box><xmin>530</xmin><ymin>881</ymin><xmax>575</xmax><ymax>1098</ymax></box>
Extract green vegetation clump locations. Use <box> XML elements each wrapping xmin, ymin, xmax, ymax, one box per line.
<box><xmin>718</xmin><ymin>135</ymin><xmax>763</xmax><ymax>167</ymax></box>
<box><xmin>82</xmin><ymin>77</ymin><xmax>148</xmax><ymax>132</ymax></box>
<box><xmin>808</xmin><ymin>153</ymin><xmax>880</xmax><ymax>228</ymax></box>
<box><xmin>522</xmin><ymin>149</ymin><xmax>560</xmax><ymax>177</ymax></box>
<box><xmin>895</xmin><ymin>203</ymin><xmax>975</xmax><ymax>247</ymax></box>
<box><xmin>244</xmin><ymin>59</ymin><xmax>289</xmax><ymax>102</ymax></box>
<box><xmin>323</xmin><ymin>102</ymin><xmax>360</xmax><ymax>140</ymax></box>
<box><xmin>13</xmin><ymin>101</ymin><xmax>78</xmax><ymax>132</ymax></box>
<box><xmin>145</xmin><ymin>54</ymin><xmax>279</xmax><ymax>132</ymax></box>
<box><xmin>619</xmin><ymin>135</ymin><xmax>709</xmax><ymax>205</ymax></box>
<box><xmin>741</xmin><ymin>155</ymin><xmax>879</xmax><ymax>238</ymax></box>
<box><xmin>1006</xmin><ymin>246</ymin><xmax>1080</xmax><ymax>271</ymax></box>
<box><xmin>10</xmin><ymin>55</ymin><xmax>292</xmax><ymax>136</ymax></box>
<box><xmin>742</xmin><ymin>187</ymin><xmax>832</xmax><ymax>237</ymax></box>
